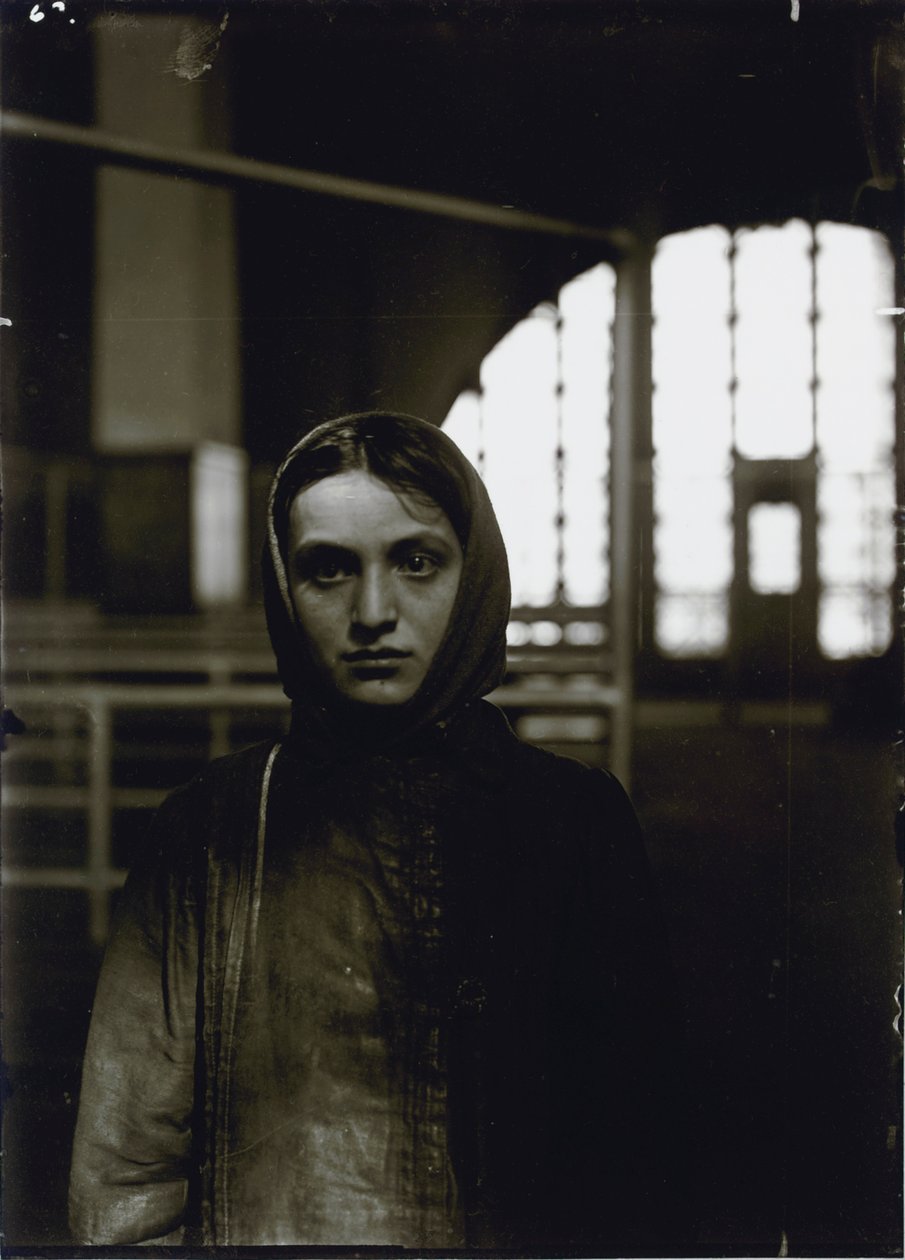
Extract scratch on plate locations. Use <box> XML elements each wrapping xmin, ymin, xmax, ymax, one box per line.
<box><xmin>172</xmin><ymin>12</ymin><xmax>229</xmax><ymax>82</ymax></box>
<box><xmin>29</xmin><ymin>1</ymin><xmax>73</xmax><ymax>22</ymax></box>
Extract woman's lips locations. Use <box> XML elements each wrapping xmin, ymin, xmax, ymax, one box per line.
<box><xmin>342</xmin><ymin>649</ymin><xmax>412</xmax><ymax>679</ymax></box>
<box><xmin>341</xmin><ymin>649</ymin><xmax>412</xmax><ymax>662</ymax></box>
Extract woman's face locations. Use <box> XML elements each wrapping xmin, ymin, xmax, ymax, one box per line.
<box><xmin>287</xmin><ymin>469</ymin><xmax>464</xmax><ymax>706</ymax></box>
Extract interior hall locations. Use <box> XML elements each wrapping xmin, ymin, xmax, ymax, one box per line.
<box><xmin>1</xmin><ymin>1</ymin><xmax>902</xmax><ymax>1253</ymax></box>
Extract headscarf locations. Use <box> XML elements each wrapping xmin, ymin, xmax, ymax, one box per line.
<box><xmin>262</xmin><ymin>412</ymin><xmax>511</xmax><ymax>752</ymax></box>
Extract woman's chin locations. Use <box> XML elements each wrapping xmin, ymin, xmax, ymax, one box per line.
<box><xmin>341</xmin><ymin>677</ymin><xmax>419</xmax><ymax>707</ymax></box>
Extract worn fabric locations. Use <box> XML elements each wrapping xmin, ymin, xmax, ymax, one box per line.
<box><xmin>69</xmin><ymin>414</ymin><xmax>687</xmax><ymax>1251</ymax></box>
<box><xmin>69</xmin><ymin>709</ymin><xmax>682</xmax><ymax>1250</ymax></box>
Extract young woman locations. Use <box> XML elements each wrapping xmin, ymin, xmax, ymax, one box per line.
<box><xmin>69</xmin><ymin>413</ymin><xmax>688</xmax><ymax>1251</ymax></box>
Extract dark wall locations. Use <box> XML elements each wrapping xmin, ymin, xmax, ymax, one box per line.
<box><xmin>0</xmin><ymin>15</ymin><xmax>95</xmax><ymax>453</ymax></box>
<box><xmin>227</xmin><ymin>0</ymin><xmax>903</xmax><ymax>456</ymax></box>
<box><xmin>3</xmin><ymin>1</ymin><xmax>901</xmax><ymax>460</ymax></box>
<box><xmin>236</xmin><ymin>190</ymin><xmax>605</xmax><ymax>457</ymax></box>
<box><xmin>224</xmin><ymin>0</ymin><xmax>901</xmax><ymax>234</ymax></box>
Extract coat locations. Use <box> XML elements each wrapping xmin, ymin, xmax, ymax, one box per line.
<box><xmin>69</xmin><ymin>702</ymin><xmax>686</xmax><ymax>1251</ymax></box>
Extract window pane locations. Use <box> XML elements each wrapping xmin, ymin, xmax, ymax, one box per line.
<box><xmin>444</xmin><ymin>268</ymin><xmax>615</xmax><ymax>613</ymax></box>
<box><xmin>442</xmin><ymin>389</ymin><xmax>482</xmax><ymax>472</ymax></box>
<box><xmin>656</xmin><ymin>593</ymin><xmax>729</xmax><ymax>658</ymax></box>
<box><xmin>819</xmin><ymin>591</ymin><xmax>892</xmax><ymax>660</ymax></box>
<box><xmin>748</xmin><ymin>503</ymin><xmax>801</xmax><ymax>594</ymax></box>
<box><xmin>559</xmin><ymin>264</ymin><xmax>614</xmax><ymax>604</ymax></box>
<box><xmin>818</xmin><ymin>472</ymin><xmax>895</xmax><ymax>588</ymax></box>
<box><xmin>654</xmin><ymin>475</ymin><xmax>733</xmax><ymax>595</ymax></box>
<box><xmin>734</xmin><ymin>220</ymin><xmax>813</xmax><ymax>458</ymax></box>
<box><xmin>815</xmin><ymin>224</ymin><xmax>896</xmax><ymax>658</ymax></box>
<box><xmin>653</xmin><ymin>225</ymin><xmax>733</xmax><ymax>474</ymax></box>
<box><xmin>652</xmin><ymin>225</ymin><xmax>733</xmax><ymax>655</ymax></box>
<box><xmin>480</xmin><ymin>305</ymin><xmax>560</xmax><ymax>605</ymax></box>
<box><xmin>816</xmin><ymin>223</ymin><xmax>896</xmax><ymax>472</ymax></box>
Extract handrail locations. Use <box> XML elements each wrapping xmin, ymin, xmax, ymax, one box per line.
<box><xmin>2</xmin><ymin>685</ymin><xmax>290</xmax><ymax>945</ymax></box>
<box><xmin>4</xmin><ymin>683</ymin><xmax>288</xmax><ymax>709</ymax></box>
<box><xmin>3</xmin><ymin>680</ymin><xmax>618</xmax><ymax>710</ymax></box>
<box><xmin>3</xmin><ymin>673</ymin><xmax>623</xmax><ymax>945</ymax></box>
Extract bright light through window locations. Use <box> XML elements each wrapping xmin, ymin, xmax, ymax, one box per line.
<box><xmin>734</xmin><ymin>220</ymin><xmax>814</xmax><ymax>459</ymax></box>
<box><xmin>443</xmin><ymin>389</ymin><xmax>482</xmax><ymax>473</ymax></box>
<box><xmin>653</xmin><ymin>225</ymin><xmax>733</xmax><ymax>475</ymax></box>
<box><xmin>815</xmin><ymin>222</ymin><xmax>896</xmax><ymax>658</ymax></box>
<box><xmin>447</xmin><ymin>221</ymin><xmax>894</xmax><ymax>664</ymax></box>
<box><xmin>815</xmin><ymin>225</ymin><xmax>895</xmax><ymax>471</ymax></box>
<box><xmin>444</xmin><ymin>265</ymin><xmax>614</xmax><ymax>608</ymax></box>
<box><xmin>748</xmin><ymin>503</ymin><xmax>801</xmax><ymax>594</ymax></box>
<box><xmin>653</xmin><ymin>219</ymin><xmax>895</xmax><ymax>660</ymax></box>
<box><xmin>559</xmin><ymin>265</ymin><xmax>615</xmax><ymax>605</ymax></box>
<box><xmin>480</xmin><ymin>303</ymin><xmax>559</xmax><ymax>605</ymax></box>
<box><xmin>653</xmin><ymin>225</ymin><xmax>734</xmax><ymax>656</ymax></box>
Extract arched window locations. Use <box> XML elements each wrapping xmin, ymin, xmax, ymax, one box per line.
<box><xmin>652</xmin><ymin>220</ymin><xmax>896</xmax><ymax>661</ymax></box>
<box><xmin>444</xmin><ymin>263</ymin><xmax>615</xmax><ymax>648</ymax></box>
<box><xmin>443</xmin><ymin>221</ymin><xmax>897</xmax><ymax>666</ymax></box>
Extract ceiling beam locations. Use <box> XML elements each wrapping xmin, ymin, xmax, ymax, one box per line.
<box><xmin>2</xmin><ymin>110</ymin><xmax>632</xmax><ymax>252</ymax></box>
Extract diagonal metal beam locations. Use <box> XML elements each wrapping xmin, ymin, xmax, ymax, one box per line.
<box><xmin>2</xmin><ymin>110</ymin><xmax>632</xmax><ymax>251</ymax></box>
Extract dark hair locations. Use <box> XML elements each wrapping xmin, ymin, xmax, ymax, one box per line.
<box><xmin>274</xmin><ymin>413</ymin><xmax>471</xmax><ymax>556</ymax></box>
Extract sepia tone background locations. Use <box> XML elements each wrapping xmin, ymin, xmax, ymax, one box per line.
<box><xmin>1</xmin><ymin>1</ymin><xmax>902</xmax><ymax>1253</ymax></box>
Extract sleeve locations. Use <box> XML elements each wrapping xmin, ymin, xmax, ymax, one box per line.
<box><xmin>68</xmin><ymin>786</ymin><xmax>203</xmax><ymax>1245</ymax></box>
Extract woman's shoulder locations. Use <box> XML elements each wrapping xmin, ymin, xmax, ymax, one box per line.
<box><xmin>193</xmin><ymin>737</ymin><xmax>280</xmax><ymax>792</ymax></box>
<box><xmin>133</xmin><ymin>739</ymin><xmax>280</xmax><ymax>873</ymax></box>
<box><xmin>157</xmin><ymin>738</ymin><xmax>280</xmax><ymax>811</ymax></box>
<box><xmin>468</xmin><ymin>700</ymin><xmax>635</xmax><ymax>813</ymax></box>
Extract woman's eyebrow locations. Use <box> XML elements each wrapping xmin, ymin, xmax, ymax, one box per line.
<box><xmin>387</xmin><ymin>532</ymin><xmax>455</xmax><ymax>558</ymax></box>
<box><xmin>293</xmin><ymin>540</ymin><xmax>355</xmax><ymax>556</ymax></box>
<box><xmin>291</xmin><ymin>541</ymin><xmax>359</xmax><ymax>568</ymax></box>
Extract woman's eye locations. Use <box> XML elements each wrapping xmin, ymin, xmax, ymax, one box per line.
<box><xmin>313</xmin><ymin>561</ymin><xmax>346</xmax><ymax>583</ymax></box>
<box><xmin>401</xmin><ymin>552</ymin><xmax>439</xmax><ymax>577</ymax></box>
<box><xmin>298</xmin><ymin>554</ymin><xmax>353</xmax><ymax>585</ymax></box>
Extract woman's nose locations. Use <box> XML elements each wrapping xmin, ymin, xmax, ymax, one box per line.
<box><xmin>353</xmin><ymin>566</ymin><xmax>397</xmax><ymax>631</ymax></box>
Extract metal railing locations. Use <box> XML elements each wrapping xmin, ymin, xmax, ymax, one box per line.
<box><xmin>3</xmin><ymin>674</ymin><xmax>622</xmax><ymax>946</ymax></box>
<box><xmin>3</xmin><ymin>683</ymin><xmax>289</xmax><ymax>943</ymax></box>
<box><xmin>3</xmin><ymin>603</ymin><xmax>625</xmax><ymax>946</ymax></box>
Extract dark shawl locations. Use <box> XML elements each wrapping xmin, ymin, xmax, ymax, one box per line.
<box><xmin>261</xmin><ymin>411</ymin><xmax>511</xmax><ymax>747</ymax></box>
